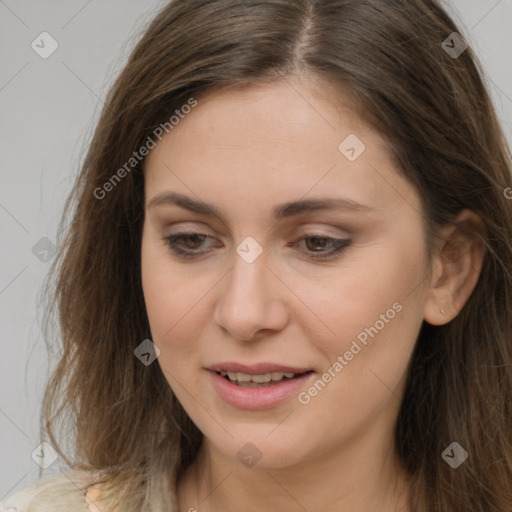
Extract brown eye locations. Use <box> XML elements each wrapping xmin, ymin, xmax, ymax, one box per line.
<box><xmin>180</xmin><ymin>234</ymin><xmax>208</xmax><ymax>249</ymax></box>
<box><xmin>163</xmin><ymin>232</ymin><xmax>351</xmax><ymax>261</ymax></box>
<box><xmin>297</xmin><ymin>235</ymin><xmax>351</xmax><ymax>260</ymax></box>
<box><xmin>163</xmin><ymin>232</ymin><xmax>214</xmax><ymax>259</ymax></box>
<box><xmin>304</xmin><ymin>236</ymin><xmax>330</xmax><ymax>252</ymax></box>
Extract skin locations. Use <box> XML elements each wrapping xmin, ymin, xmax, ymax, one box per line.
<box><xmin>140</xmin><ymin>75</ymin><xmax>485</xmax><ymax>512</ymax></box>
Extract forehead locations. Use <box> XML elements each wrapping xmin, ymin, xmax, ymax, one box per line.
<box><xmin>163</xmin><ymin>78</ymin><xmax>373</xmax><ymax>148</ymax></box>
<box><xmin>143</xmin><ymin>78</ymin><xmax>421</xmax><ymax>224</ymax></box>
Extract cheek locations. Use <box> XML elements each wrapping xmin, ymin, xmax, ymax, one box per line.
<box><xmin>308</xmin><ymin>237</ymin><xmax>426</xmax><ymax>358</ymax></box>
<box><xmin>141</xmin><ymin>263</ymin><xmax>196</xmax><ymax>391</ymax></box>
<box><xmin>141</xmin><ymin>235</ymin><xmax>169</xmax><ymax>336</ymax></box>
<box><xmin>141</xmin><ymin>233</ymin><xmax>183</xmax><ymax>348</ymax></box>
<box><xmin>141</xmin><ymin>232</ymin><xmax>211</xmax><ymax>371</ymax></box>
<box><xmin>299</xmin><ymin>242</ymin><xmax>427</xmax><ymax>424</ymax></box>
<box><xmin>300</xmin><ymin>279</ymin><xmax>422</xmax><ymax>432</ymax></box>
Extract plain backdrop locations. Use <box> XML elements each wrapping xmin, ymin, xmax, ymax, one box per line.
<box><xmin>1</xmin><ymin>0</ymin><xmax>511</xmax><ymax>499</ymax></box>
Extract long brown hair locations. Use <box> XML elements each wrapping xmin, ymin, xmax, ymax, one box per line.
<box><xmin>40</xmin><ymin>1</ymin><xmax>512</xmax><ymax>510</ymax></box>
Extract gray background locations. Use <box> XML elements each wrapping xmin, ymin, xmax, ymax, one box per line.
<box><xmin>1</xmin><ymin>0</ymin><xmax>511</xmax><ymax>500</ymax></box>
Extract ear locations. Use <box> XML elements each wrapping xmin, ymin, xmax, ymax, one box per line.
<box><xmin>423</xmin><ymin>209</ymin><xmax>486</xmax><ymax>326</ymax></box>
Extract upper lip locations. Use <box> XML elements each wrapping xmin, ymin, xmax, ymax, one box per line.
<box><xmin>208</xmin><ymin>362</ymin><xmax>312</xmax><ymax>374</ymax></box>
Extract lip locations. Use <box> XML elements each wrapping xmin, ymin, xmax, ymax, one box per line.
<box><xmin>208</xmin><ymin>362</ymin><xmax>312</xmax><ymax>374</ymax></box>
<box><xmin>208</xmin><ymin>369</ymin><xmax>315</xmax><ymax>411</ymax></box>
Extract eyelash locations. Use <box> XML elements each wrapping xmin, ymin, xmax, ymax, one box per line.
<box><xmin>162</xmin><ymin>232</ymin><xmax>351</xmax><ymax>261</ymax></box>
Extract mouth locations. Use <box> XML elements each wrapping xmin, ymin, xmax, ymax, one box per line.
<box><xmin>207</xmin><ymin>363</ymin><xmax>316</xmax><ymax>410</ymax></box>
<box><xmin>215</xmin><ymin>370</ymin><xmax>313</xmax><ymax>388</ymax></box>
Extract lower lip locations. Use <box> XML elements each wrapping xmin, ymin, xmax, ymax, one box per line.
<box><xmin>209</xmin><ymin>370</ymin><xmax>314</xmax><ymax>410</ymax></box>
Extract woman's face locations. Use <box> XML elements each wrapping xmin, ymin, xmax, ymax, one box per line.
<box><xmin>141</xmin><ymin>77</ymin><xmax>432</xmax><ymax>469</ymax></box>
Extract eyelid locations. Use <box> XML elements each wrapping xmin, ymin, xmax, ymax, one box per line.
<box><xmin>294</xmin><ymin>225</ymin><xmax>352</xmax><ymax>238</ymax></box>
<box><xmin>164</xmin><ymin>221</ymin><xmax>351</xmax><ymax>237</ymax></box>
<box><xmin>163</xmin><ymin>224</ymin><xmax>350</xmax><ymax>246</ymax></box>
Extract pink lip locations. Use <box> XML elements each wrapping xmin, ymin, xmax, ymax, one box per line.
<box><xmin>208</xmin><ymin>362</ymin><xmax>312</xmax><ymax>374</ymax></box>
<box><xmin>208</xmin><ymin>369</ymin><xmax>315</xmax><ymax>410</ymax></box>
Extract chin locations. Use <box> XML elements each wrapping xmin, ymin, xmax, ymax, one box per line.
<box><xmin>202</xmin><ymin>425</ymin><xmax>318</xmax><ymax>470</ymax></box>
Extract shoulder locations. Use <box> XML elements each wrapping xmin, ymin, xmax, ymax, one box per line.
<box><xmin>0</xmin><ymin>469</ymin><xmax>105</xmax><ymax>512</ymax></box>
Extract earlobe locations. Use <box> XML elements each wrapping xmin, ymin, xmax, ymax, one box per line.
<box><xmin>423</xmin><ymin>209</ymin><xmax>486</xmax><ymax>326</ymax></box>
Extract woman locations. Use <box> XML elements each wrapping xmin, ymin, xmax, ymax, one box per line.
<box><xmin>2</xmin><ymin>0</ymin><xmax>511</xmax><ymax>511</ymax></box>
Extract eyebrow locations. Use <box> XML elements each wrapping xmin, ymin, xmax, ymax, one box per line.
<box><xmin>147</xmin><ymin>192</ymin><xmax>376</xmax><ymax>223</ymax></box>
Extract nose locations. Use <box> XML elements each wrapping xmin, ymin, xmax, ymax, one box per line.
<box><xmin>212</xmin><ymin>247</ymin><xmax>289</xmax><ymax>342</ymax></box>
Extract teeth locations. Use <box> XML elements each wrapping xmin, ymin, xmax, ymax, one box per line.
<box><xmin>251</xmin><ymin>373</ymin><xmax>272</xmax><ymax>383</ymax></box>
<box><xmin>218</xmin><ymin>370</ymin><xmax>303</xmax><ymax>385</ymax></box>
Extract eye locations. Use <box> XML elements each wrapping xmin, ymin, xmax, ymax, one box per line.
<box><xmin>162</xmin><ymin>232</ymin><xmax>351</xmax><ymax>260</ymax></box>
<box><xmin>293</xmin><ymin>234</ymin><xmax>351</xmax><ymax>260</ymax></box>
<box><xmin>163</xmin><ymin>232</ymin><xmax>215</xmax><ymax>259</ymax></box>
